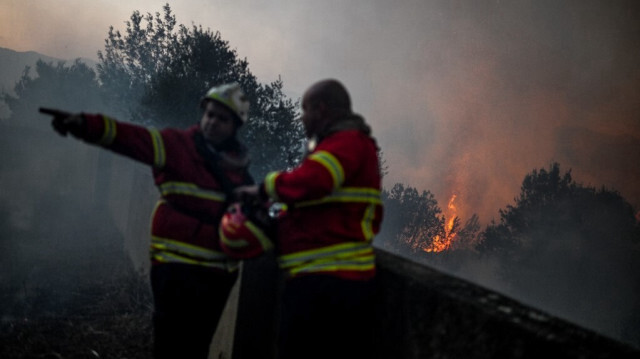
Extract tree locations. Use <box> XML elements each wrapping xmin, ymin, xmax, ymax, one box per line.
<box><xmin>97</xmin><ymin>3</ymin><xmax>303</xmax><ymax>178</ymax></box>
<box><xmin>449</xmin><ymin>213</ymin><xmax>481</xmax><ymax>251</ymax></box>
<box><xmin>477</xmin><ymin>163</ymin><xmax>575</xmax><ymax>257</ymax></box>
<box><xmin>2</xmin><ymin>59</ymin><xmax>105</xmax><ymax>126</ymax></box>
<box><xmin>477</xmin><ymin>162</ymin><xmax>639</xmax><ymax>260</ymax></box>
<box><xmin>476</xmin><ymin>162</ymin><xmax>640</xmax><ymax>346</ymax></box>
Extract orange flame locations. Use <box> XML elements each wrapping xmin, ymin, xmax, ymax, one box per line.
<box><xmin>425</xmin><ymin>194</ymin><xmax>458</xmax><ymax>253</ymax></box>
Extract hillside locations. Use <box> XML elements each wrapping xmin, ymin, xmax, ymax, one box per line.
<box><xmin>0</xmin><ymin>47</ymin><xmax>97</xmax><ymax>118</ymax></box>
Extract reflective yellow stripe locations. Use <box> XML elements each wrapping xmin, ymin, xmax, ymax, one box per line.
<box><xmin>152</xmin><ymin>251</ymin><xmax>239</xmax><ymax>271</ymax></box>
<box><xmin>158</xmin><ymin>181</ymin><xmax>225</xmax><ymax>202</ymax></box>
<box><xmin>264</xmin><ymin>171</ymin><xmax>281</xmax><ymax>201</ymax></box>
<box><xmin>151</xmin><ymin>236</ymin><xmax>229</xmax><ymax>261</ymax></box>
<box><xmin>296</xmin><ymin>187</ymin><xmax>382</xmax><ymax>207</ymax></box>
<box><xmin>98</xmin><ymin>116</ymin><xmax>117</xmax><ymax>145</ymax></box>
<box><xmin>308</xmin><ymin>151</ymin><xmax>345</xmax><ymax>189</ymax></box>
<box><xmin>288</xmin><ymin>254</ymin><xmax>375</xmax><ymax>275</ymax></box>
<box><xmin>244</xmin><ymin>221</ymin><xmax>274</xmax><ymax>251</ymax></box>
<box><xmin>149</xmin><ymin>127</ymin><xmax>166</xmax><ymax>168</ymax></box>
<box><xmin>280</xmin><ymin>242</ymin><xmax>372</xmax><ymax>267</ymax></box>
<box><xmin>151</xmin><ymin>236</ymin><xmax>238</xmax><ymax>271</ymax></box>
<box><xmin>361</xmin><ymin>203</ymin><xmax>376</xmax><ymax>241</ymax></box>
<box><xmin>219</xmin><ymin>222</ymin><xmax>273</xmax><ymax>252</ymax></box>
<box><xmin>220</xmin><ymin>233</ymin><xmax>249</xmax><ymax>249</ymax></box>
<box><xmin>278</xmin><ymin>242</ymin><xmax>374</xmax><ymax>275</ymax></box>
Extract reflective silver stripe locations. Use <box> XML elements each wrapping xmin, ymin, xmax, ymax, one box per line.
<box><xmin>148</xmin><ymin>127</ymin><xmax>166</xmax><ymax>168</ymax></box>
<box><xmin>98</xmin><ymin>116</ymin><xmax>117</xmax><ymax>145</ymax></box>
<box><xmin>296</xmin><ymin>187</ymin><xmax>382</xmax><ymax>207</ymax></box>
<box><xmin>308</xmin><ymin>151</ymin><xmax>344</xmax><ymax>189</ymax></box>
<box><xmin>158</xmin><ymin>181</ymin><xmax>226</xmax><ymax>202</ymax></box>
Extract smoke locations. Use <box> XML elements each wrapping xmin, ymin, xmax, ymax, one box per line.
<box><xmin>3</xmin><ymin>1</ymin><xmax>638</xmax><ymax>223</ymax></box>
<box><xmin>357</xmin><ymin>0</ymin><xmax>640</xmax><ymax>224</ymax></box>
<box><xmin>178</xmin><ymin>0</ymin><xmax>639</xmax><ymax>224</ymax></box>
<box><xmin>344</xmin><ymin>0</ymin><xmax>640</xmax><ymax>347</ymax></box>
<box><xmin>200</xmin><ymin>0</ymin><xmax>640</xmax><ymax>225</ymax></box>
<box><xmin>0</xmin><ymin>100</ymin><xmax>147</xmax><ymax>321</ymax></box>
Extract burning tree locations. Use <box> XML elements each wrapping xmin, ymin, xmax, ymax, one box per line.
<box><xmin>377</xmin><ymin>183</ymin><xmax>443</xmax><ymax>255</ymax></box>
<box><xmin>377</xmin><ymin>183</ymin><xmax>482</xmax><ymax>257</ymax></box>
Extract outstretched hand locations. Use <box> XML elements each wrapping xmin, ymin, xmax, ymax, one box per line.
<box><xmin>39</xmin><ymin>107</ymin><xmax>85</xmax><ymax>137</ymax></box>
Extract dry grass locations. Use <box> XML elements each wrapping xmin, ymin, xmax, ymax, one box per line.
<box><xmin>0</xmin><ymin>272</ymin><xmax>153</xmax><ymax>359</ymax></box>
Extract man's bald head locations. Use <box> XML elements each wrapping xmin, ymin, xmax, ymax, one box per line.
<box><xmin>304</xmin><ymin>79</ymin><xmax>352</xmax><ymax>114</ymax></box>
<box><xmin>300</xmin><ymin>79</ymin><xmax>355</xmax><ymax>138</ymax></box>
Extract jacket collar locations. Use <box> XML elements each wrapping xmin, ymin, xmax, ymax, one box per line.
<box><xmin>307</xmin><ymin>113</ymin><xmax>372</xmax><ymax>152</ymax></box>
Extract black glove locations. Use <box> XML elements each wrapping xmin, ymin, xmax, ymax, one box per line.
<box><xmin>39</xmin><ymin>107</ymin><xmax>85</xmax><ymax>137</ymax></box>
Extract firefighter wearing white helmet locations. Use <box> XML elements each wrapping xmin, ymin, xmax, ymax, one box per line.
<box><xmin>40</xmin><ymin>82</ymin><xmax>255</xmax><ymax>359</ymax></box>
<box><xmin>201</xmin><ymin>82</ymin><xmax>250</xmax><ymax>124</ymax></box>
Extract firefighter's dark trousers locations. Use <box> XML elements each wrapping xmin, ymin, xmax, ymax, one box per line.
<box><xmin>277</xmin><ymin>274</ymin><xmax>376</xmax><ymax>359</ymax></box>
<box><xmin>151</xmin><ymin>263</ymin><xmax>237</xmax><ymax>359</ymax></box>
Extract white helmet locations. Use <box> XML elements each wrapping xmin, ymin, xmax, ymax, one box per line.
<box><xmin>202</xmin><ymin>82</ymin><xmax>250</xmax><ymax>124</ymax></box>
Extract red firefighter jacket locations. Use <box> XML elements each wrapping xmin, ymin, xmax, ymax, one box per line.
<box><xmin>80</xmin><ymin>114</ymin><xmax>252</xmax><ymax>272</ymax></box>
<box><xmin>263</xmin><ymin>118</ymin><xmax>383</xmax><ymax>280</ymax></box>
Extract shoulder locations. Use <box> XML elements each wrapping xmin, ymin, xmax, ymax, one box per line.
<box><xmin>160</xmin><ymin>125</ymin><xmax>198</xmax><ymax>141</ymax></box>
<box><xmin>319</xmin><ymin>130</ymin><xmax>376</xmax><ymax>153</ymax></box>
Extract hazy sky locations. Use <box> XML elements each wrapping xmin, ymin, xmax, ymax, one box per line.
<box><xmin>2</xmin><ymin>0</ymin><xmax>639</xmax><ymax>224</ymax></box>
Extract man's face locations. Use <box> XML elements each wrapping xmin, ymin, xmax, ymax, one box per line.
<box><xmin>200</xmin><ymin>101</ymin><xmax>237</xmax><ymax>145</ymax></box>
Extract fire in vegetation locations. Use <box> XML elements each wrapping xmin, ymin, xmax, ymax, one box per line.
<box><xmin>425</xmin><ymin>194</ymin><xmax>459</xmax><ymax>253</ymax></box>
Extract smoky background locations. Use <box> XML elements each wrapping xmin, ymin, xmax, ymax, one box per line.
<box><xmin>0</xmin><ymin>92</ymin><xmax>156</xmax><ymax>322</ymax></box>
<box><xmin>0</xmin><ymin>0</ymin><xmax>639</xmax><ymax>352</ymax></box>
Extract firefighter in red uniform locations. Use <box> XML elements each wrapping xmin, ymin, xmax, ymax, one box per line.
<box><xmin>41</xmin><ymin>83</ymin><xmax>253</xmax><ymax>359</ymax></box>
<box><xmin>236</xmin><ymin>79</ymin><xmax>384</xmax><ymax>359</ymax></box>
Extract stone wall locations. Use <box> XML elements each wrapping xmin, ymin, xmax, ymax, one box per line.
<box><xmin>230</xmin><ymin>249</ymin><xmax>640</xmax><ymax>359</ymax></box>
<box><xmin>373</xmin><ymin>250</ymin><xmax>639</xmax><ymax>358</ymax></box>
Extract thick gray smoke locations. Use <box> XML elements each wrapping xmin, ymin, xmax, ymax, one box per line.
<box><xmin>0</xmin><ymin>94</ymin><xmax>155</xmax><ymax>320</ymax></box>
<box><xmin>232</xmin><ymin>0</ymin><xmax>640</xmax><ymax>224</ymax></box>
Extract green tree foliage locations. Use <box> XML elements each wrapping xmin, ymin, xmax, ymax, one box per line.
<box><xmin>2</xmin><ymin>59</ymin><xmax>104</xmax><ymax>125</ymax></box>
<box><xmin>96</xmin><ymin>3</ymin><xmax>303</xmax><ymax>178</ymax></box>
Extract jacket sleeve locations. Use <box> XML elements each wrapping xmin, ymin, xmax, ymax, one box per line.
<box><xmin>81</xmin><ymin>113</ymin><xmax>168</xmax><ymax>169</ymax></box>
<box><xmin>263</xmin><ymin>132</ymin><xmax>365</xmax><ymax>204</ymax></box>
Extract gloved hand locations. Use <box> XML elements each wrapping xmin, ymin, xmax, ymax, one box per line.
<box><xmin>39</xmin><ymin>107</ymin><xmax>85</xmax><ymax>138</ymax></box>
